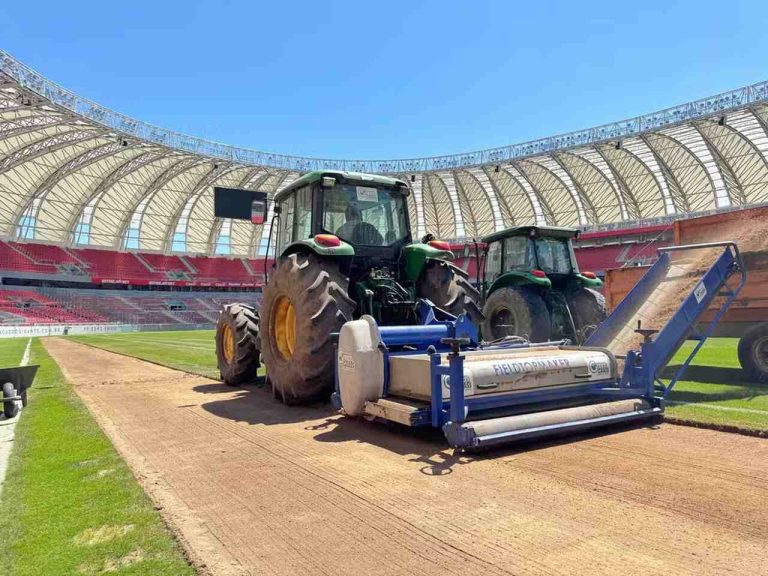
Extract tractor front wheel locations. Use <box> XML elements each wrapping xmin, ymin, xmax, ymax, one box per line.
<box><xmin>416</xmin><ymin>260</ymin><xmax>484</xmax><ymax>324</ymax></box>
<box><xmin>216</xmin><ymin>303</ymin><xmax>260</xmax><ymax>386</ymax></box>
<box><xmin>481</xmin><ymin>287</ymin><xmax>550</xmax><ymax>342</ymax></box>
<box><xmin>259</xmin><ymin>252</ymin><xmax>355</xmax><ymax>404</ymax></box>
<box><xmin>738</xmin><ymin>323</ymin><xmax>768</xmax><ymax>384</ymax></box>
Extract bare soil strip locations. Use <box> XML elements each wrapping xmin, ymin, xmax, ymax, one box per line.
<box><xmin>44</xmin><ymin>338</ymin><xmax>768</xmax><ymax>576</ymax></box>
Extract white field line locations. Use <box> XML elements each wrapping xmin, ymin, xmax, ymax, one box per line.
<box><xmin>667</xmin><ymin>400</ymin><xmax>768</xmax><ymax>416</ymax></box>
<box><xmin>20</xmin><ymin>337</ymin><xmax>31</xmax><ymax>366</ymax></box>
<box><xmin>0</xmin><ymin>337</ymin><xmax>31</xmax><ymax>495</ymax></box>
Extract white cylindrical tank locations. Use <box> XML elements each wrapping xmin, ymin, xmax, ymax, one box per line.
<box><xmin>337</xmin><ymin>315</ymin><xmax>385</xmax><ymax>416</ymax></box>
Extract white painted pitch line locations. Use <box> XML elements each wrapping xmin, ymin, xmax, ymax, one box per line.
<box><xmin>20</xmin><ymin>337</ymin><xmax>31</xmax><ymax>367</ymax></box>
<box><xmin>0</xmin><ymin>337</ymin><xmax>32</xmax><ymax>495</ymax></box>
<box><xmin>667</xmin><ymin>400</ymin><xmax>768</xmax><ymax>416</ymax></box>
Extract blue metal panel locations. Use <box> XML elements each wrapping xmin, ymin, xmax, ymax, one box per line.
<box><xmin>643</xmin><ymin>243</ymin><xmax>744</xmax><ymax>381</ymax></box>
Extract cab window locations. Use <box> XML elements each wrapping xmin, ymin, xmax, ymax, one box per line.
<box><xmin>276</xmin><ymin>193</ymin><xmax>295</xmax><ymax>255</ymax></box>
<box><xmin>485</xmin><ymin>241</ymin><xmax>502</xmax><ymax>280</ymax></box>
<box><xmin>293</xmin><ymin>186</ymin><xmax>312</xmax><ymax>241</ymax></box>
<box><xmin>536</xmin><ymin>237</ymin><xmax>572</xmax><ymax>274</ymax></box>
<box><xmin>502</xmin><ymin>236</ymin><xmax>532</xmax><ymax>271</ymax></box>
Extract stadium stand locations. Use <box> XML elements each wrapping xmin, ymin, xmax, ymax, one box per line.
<box><xmin>0</xmin><ymin>285</ymin><xmax>261</xmax><ymax>326</ymax></box>
<box><xmin>0</xmin><ymin>240</ymin><xmax>266</xmax><ymax>287</ymax></box>
<box><xmin>0</xmin><ymin>240</ymin><xmax>265</xmax><ymax>326</ymax></box>
<box><xmin>573</xmin><ymin>224</ymin><xmax>673</xmax><ymax>277</ymax></box>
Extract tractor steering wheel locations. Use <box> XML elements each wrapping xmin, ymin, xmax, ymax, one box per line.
<box><xmin>351</xmin><ymin>222</ymin><xmax>383</xmax><ymax>246</ymax></box>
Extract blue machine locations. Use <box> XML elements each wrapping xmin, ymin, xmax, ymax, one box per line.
<box><xmin>332</xmin><ymin>242</ymin><xmax>745</xmax><ymax>450</ymax></box>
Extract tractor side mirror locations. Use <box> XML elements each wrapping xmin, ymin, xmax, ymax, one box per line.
<box><xmin>251</xmin><ymin>200</ymin><xmax>267</xmax><ymax>225</ymax></box>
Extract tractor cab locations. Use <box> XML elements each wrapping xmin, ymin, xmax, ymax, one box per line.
<box><xmin>483</xmin><ymin>226</ymin><xmax>586</xmax><ymax>290</ymax></box>
<box><xmin>273</xmin><ymin>171</ymin><xmax>412</xmax><ymax>270</ymax></box>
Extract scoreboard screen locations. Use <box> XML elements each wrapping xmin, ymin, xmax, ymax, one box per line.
<box><xmin>213</xmin><ymin>187</ymin><xmax>269</xmax><ymax>220</ymax></box>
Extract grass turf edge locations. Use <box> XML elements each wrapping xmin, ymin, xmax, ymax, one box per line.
<box><xmin>0</xmin><ymin>338</ymin><xmax>196</xmax><ymax>576</ymax></box>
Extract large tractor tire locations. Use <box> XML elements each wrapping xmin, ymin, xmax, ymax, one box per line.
<box><xmin>738</xmin><ymin>323</ymin><xmax>768</xmax><ymax>384</ymax></box>
<box><xmin>416</xmin><ymin>260</ymin><xmax>484</xmax><ymax>324</ymax></box>
<box><xmin>481</xmin><ymin>286</ymin><xmax>550</xmax><ymax>342</ymax></box>
<box><xmin>259</xmin><ymin>252</ymin><xmax>355</xmax><ymax>404</ymax></box>
<box><xmin>567</xmin><ymin>288</ymin><xmax>607</xmax><ymax>343</ymax></box>
<box><xmin>216</xmin><ymin>303</ymin><xmax>260</xmax><ymax>386</ymax></box>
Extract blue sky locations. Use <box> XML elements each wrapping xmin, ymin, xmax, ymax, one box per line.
<box><xmin>2</xmin><ymin>1</ymin><xmax>767</xmax><ymax>159</ymax></box>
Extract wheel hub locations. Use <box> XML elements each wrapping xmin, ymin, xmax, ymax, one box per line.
<box><xmin>272</xmin><ymin>295</ymin><xmax>296</xmax><ymax>359</ymax></box>
<box><xmin>491</xmin><ymin>307</ymin><xmax>516</xmax><ymax>338</ymax></box>
<box><xmin>222</xmin><ymin>323</ymin><xmax>235</xmax><ymax>363</ymax></box>
<box><xmin>753</xmin><ymin>336</ymin><xmax>768</xmax><ymax>372</ymax></box>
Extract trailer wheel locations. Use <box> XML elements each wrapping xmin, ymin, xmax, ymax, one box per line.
<box><xmin>481</xmin><ymin>287</ymin><xmax>550</xmax><ymax>342</ymax></box>
<box><xmin>259</xmin><ymin>252</ymin><xmax>355</xmax><ymax>404</ymax></box>
<box><xmin>567</xmin><ymin>288</ymin><xmax>607</xmax><ymax>343</ymax></box>
<box><xmin>216</xmin><ymin>303</ymin><xmax>260</xmax><ymax>386</ymax></box>
<box><xmin>3</xmin><ymin>382</ymin><xmax>19</xmax><ymax>419</ymax></box>
<box><xmin>416</xmin><ymin>260</ymin><xmax>484</xmax><ymax>324</ymax></box>
<box><xmin>738</xmin><ymin>324</ymin><xmax>768</xmax><ymax>384</ymax></box>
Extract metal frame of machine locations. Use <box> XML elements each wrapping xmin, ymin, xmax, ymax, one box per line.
<box><xmin>332</xmin><ymin>241</ymin><xmax>745</xmax><ymax>450</ymax></box>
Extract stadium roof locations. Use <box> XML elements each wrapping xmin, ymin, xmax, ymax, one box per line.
<box><xmin>2</xmin><ymin>48</ymin><xmax>768</xmax><ymax>257</ymax></box>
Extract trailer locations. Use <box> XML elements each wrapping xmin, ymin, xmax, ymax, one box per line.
<box><xmin>332</xmin><ymin>241</ymin><xmax>745</xmax><ymax>450</ymax></box>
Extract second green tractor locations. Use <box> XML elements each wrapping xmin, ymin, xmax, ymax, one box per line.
<box><xmin>477</xmin><ymin>225</ymin><xmax>606</xmax><ymax>344</ymax></box>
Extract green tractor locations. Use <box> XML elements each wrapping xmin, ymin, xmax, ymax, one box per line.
<box><xmin>215</xmin><ymin>171</ymin><xmax>482</xmax><ymax>403</ymax></box>
<box><xmin>478</xmin><ymin>226</ymin><xmax>606</xmax><ymax>344</ymax></box>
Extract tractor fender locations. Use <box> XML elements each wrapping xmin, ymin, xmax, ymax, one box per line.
<box><xmin>281</xmin><ymin>237</ymin><xmax>355</xmax><ymax>259</ymax></box>
<box><xmin>401</xmin><ymin>243</ymin><xmax>454</xmax><ymax>283</ymax></box>
<box><xmin>487</xmin><ymin>270</ymin><xmax>551</xmax><ymax>296</ymax></box>
<box><xmin>574</xmin><ymin>272</ymin><xmax>603</xmax><ymax>289</ymax></box>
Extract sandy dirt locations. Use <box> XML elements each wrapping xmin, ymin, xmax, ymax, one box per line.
<box><xmin>44</xmin><ymin>338</ymin><xmax>768</xmax><ymax>576</ymax></box>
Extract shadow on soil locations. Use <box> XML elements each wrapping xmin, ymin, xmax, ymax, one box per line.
<box><xmin>194</xmin><ymin>381</ymin><xmax>330</xmax><ymax>426</ymax></box>
<box><xmin>314</xmin><ymin>416</ymin><xmax>664</xmax><ymax>474</ymax></box>
<box><xmin>195</xmin><ymin>382</ymin><xmax>663</xmax><ymax>476</ymax></box>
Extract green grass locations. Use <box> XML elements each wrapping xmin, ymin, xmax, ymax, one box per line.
<box><xmin>0</xmin><ymin>337</ymin><xmax>28</xmax><ymax>366</ymax></box>
<box><xmin>664</xmin><ymin>337</ymin><xmax>768</xmax><ymax>432</ymax></box>
<box><xmin>72</xmin><ymin>330</ymin><xmax>220</xmax><ymax>378</ymax></box>
<box><xmin>0</xmin><ymin>338</ymin><xmax>195</xmax><ymax>576</ymax></box>
<box><xmin>72</xmin><ymin>331</ymin><xmax>768</xmax><ymax>433</ymax></box>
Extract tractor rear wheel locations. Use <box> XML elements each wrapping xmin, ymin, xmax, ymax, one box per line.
<box><xmin>259</xmin><ymin>252</ymin><xmax>355</xmax><ymax>404</ymax></box>
<box><xmin>416</xmin><ymin>260</ymin><xmax>484</xmax><ymax>324</ymax></box>
<box><xmin>738</xmin><ymin>323</ymin><xmax>768</xmax><ymax>384</ymax></box>
<box><xmin>481</xmin><ymin>286</ymin><xmax>550</xmax><ymax>342</ymax></box>
<box><xmin>216</xmin><ymin>303</ymin><xmax>260</xmax><ymax>386</ymax></box>
<box><xmin>567</xmin><ymin>288</ymin><xmax>607</xmax><ymax>343</ymax></box>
